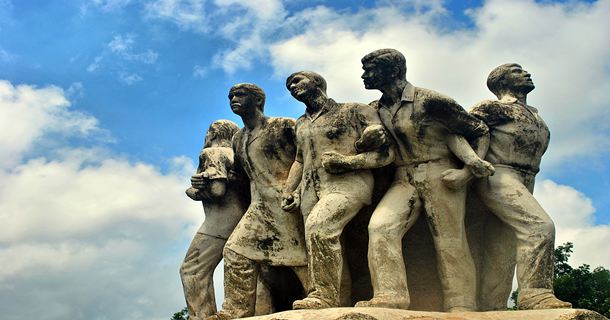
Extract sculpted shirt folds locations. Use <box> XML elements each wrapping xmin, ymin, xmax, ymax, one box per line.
<box><xmin>470</xmin><ymin>97</ymin><xmax>550</xmax><ymax>174</ymax></box>
<box><xmin>370</xmin><ymin>82</ymin><xmax>488</xmax><ymax>166</ymax></box>
<box><xmin>225</xmin><ymin>117</ymin><xmax>307</xmax><ymax>266</ymax></box>
<box><xmin>196</xmin><ymin>147</ymin><xmax>246</xmax><ymax>239</ymax></box>
<box><xmin>295</xmin><ymin>100</ymin><xmax>381</xmax><ymax>205</ymax></box>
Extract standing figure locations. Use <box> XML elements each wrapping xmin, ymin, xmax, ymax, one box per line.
<box><xmin>356</xmin><ymin>48</ymin><xmax>494</xmax><ymax>312</ymax></box>
<box><xmin>282</xmin><ymin>71</ymin><xmax>394</xmax><ymax>309</ymax></box>
<box><xmin>208</xmin><ymin>83</ymin><xmax>308</xmax><ymax>320</ymax></box>
<box><xmin>470</xmin><ymin>63</ymin><xmax>571</xmax><ymax>310</ymax></box>
<box><xmin>181</xmin><ymin>120</ymin><xmax>247</xmax><ymax>320</ymax></box>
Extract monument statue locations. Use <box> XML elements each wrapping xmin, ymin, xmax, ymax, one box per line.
<box><xmin>181</xmin><ymin>120</ymin><xmax>248</xmax><ymax>319</ymax></box>
<box><xmin>282</xmin><ymin>71</ymin><xmax>394</xmax><ymax>310</ymax></box>
<box><xmin>208</xmin><ymin>84</ymin><xmax>308</xmax><ymax>320</ymax></box>
<box><xmin>179</xmin><ymin>51</ymin><xmax>597</xmax><ymax>320</ymax></box>
<box><xmin>355</xmin><ymin>48</ymin><xmax>494</xmax><ymax>312</ymax></box>
<box><xmin>469</xmin><ymin>63</ymin><xmax>571</xmax><ymax>310</ymax></box>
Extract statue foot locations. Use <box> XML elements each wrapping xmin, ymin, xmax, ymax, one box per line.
<box><xmin>518</xmin><ymin>291</ymin><xmax>572</xmax><ymax>310</ymax></box>
<box><xmin>293</xmin><ymin>297</ymin><xmax>333</xmax><ymax>310</ymax></box>
<box><xmin>355</xmin><ymin>296</ymin><xmax>410</xmax><ymax>309</ymax></box>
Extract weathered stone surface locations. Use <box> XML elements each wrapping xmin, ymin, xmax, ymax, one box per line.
<box><xmin>241</xmin><ymin>308</ymin><xmax>608</xmax><ymax>320</ymax></box>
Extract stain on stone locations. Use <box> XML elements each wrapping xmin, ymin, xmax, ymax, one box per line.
<box><xmin>394</xmin><ymin>128</ymin><xmax>414</xmax><ymax>157</ymax></box>
<box><xmin>326</xmin><ymin>125</ymin><xmax>347</xmax><ymax>140</ymax></box>
<box><xmin>258</xmin><ymin>235</ymin><xmax>280</xmax><ymax>251</ymax></box>
<box><xmin>334</xmin><ymin>312</ymin><xmax>379</xmax><ymax>320</ymax></box>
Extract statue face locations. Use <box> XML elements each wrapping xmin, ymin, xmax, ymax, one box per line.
<box><xmin>228</xmin><ymin>89</ymin><xmax>259</xmax><ymax>116</ymax></box>
<box><xmin>361</xmin><ymin>62</ymin><xmax>389</xmax><ymax>90</ymax></box>
<box><xmin>287</xmin><ymin>74</ymin><xmax>317</xmax><ymax>102</ymax></box>
<box><xmin>505</xmin><ymin>65</ymin><xmax>535</xmax><ymax>94</ymax></box>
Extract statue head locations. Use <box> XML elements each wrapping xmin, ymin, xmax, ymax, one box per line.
<box><xmin>286</xmin><ymin>71</ymin><xmax>327</xmax><ymax>102</ymax></box>
<box><xmin>204</xmin><ymin>120</ymin><xmax>240</xmax><ymax>148</ymax></box>
<box><xmin>487</xmin><ymin>63</ymin><xmax>535</xmax><ymax>99</ymax></box>
<box><xmin>361</xmin><ymin>48</ymin><xmax>407</xmax><ymax>90</ymax></box>
<box><xmin>228</xmin><ymin>83</ymin><xmax>266</xmax><ymax>116</ymax></box>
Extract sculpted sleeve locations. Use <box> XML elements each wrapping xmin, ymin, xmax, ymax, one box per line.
<box><xmin>294</xmin><ymin>118</ymin><xmax>304</xmax><ymax>163</ymax></box>
<box><xmin>424</xmin><ymin>92</ymin><xmax>489</xmax><ymax>140</ymax></box>
<box><xmin>355</xmin><ymin>103</ymin><xmax>383</xmax><ymax>131</ymax></box>
<box><xmin>200</xmin><ymin>148</ymin><xmax>232</xmax><ymax>180</ymax></box>
<box><xmin>470</xmin><ymin>100</ymin><xmax>513</xmax><ymax>127</ymax></box>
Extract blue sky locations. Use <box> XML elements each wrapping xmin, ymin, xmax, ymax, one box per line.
<box><xmin>1</xmin><ymin>1</ymin><xmax>609</xmax><ymax>319</ymax></box>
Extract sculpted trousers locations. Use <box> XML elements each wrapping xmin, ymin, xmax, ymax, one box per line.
<box><xmin>180</xmin><ymin>232</ymin><xmax>225</xmax><ymax>319</ymax></box>
<box><xmin>367</xmin><ymin>162</ymin><xmax>477</xmax><ymax>311</ymax></box>
<box><xmin>474</xmin><ymin>166</ymin><xmax>555</xmax><ymax>301</ymax></box>
<box><xmin>221</xmin><ymin>248</ymin><xmax>308</xmax><ymax>318</ymax></box>
<box><xmin>303</xmin><ymin>192</ymin><xmax>367</xmax><ymax>307</ymax></box>
<box><xmin>367</xmin><ymin>168</ymin><xmax>421</xmax><ymax>304</ymax></box>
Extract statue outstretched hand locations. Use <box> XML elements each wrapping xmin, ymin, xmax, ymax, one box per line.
<box><xmin>281</xmin><ymin>191</ymin><xmax>300</xmax><ymax>213</ymax></box>
<box><xmin>355</xmin><ymin>124</ymin><xmax>387</xmax><ymax>152</ymax></box>
<box><xmin>321</xmin><ymin>151</ymin><xmax>352</xmax><ymax>174</ymax></box>
<box><xmin>468</xmin><ymin>158</ymin><xmax>495</xmax><ymax>178</ymax></box>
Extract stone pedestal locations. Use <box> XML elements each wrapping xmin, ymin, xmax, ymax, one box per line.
<box><xmin>241</xmin><ymin>308</ymin><xmax>608</xmax><ymax>320</ymax></box>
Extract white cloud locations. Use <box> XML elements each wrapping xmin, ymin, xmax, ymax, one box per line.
<box><xmin>119</xmin><ymin>72</ymin><xmax>143</xmax><ymax>85</ymax></box>
<box><xmin>146</xmin><ymin>0</ymin><xmax>209</xmax><ymax>33</ymax></box>
<box><xmin>0</xmin><ymin>80</ymin><xmax>100</xmax><ymax>169</ymax></box>
<box><xmin>535</xmin><ymin>179</ymin><xmax>610</xmax><ymax>269</ymax></box>
<box><xmin>108</xmin><ymin>34</ymin><xmax>159</xmax><ymax>64</ymax></box>
<box><xmin>0</xmin><ymin>79</ymin><xmax>202</xmax><ymax>319</ymax></box>
<box><xmin>192</xmin><ymin>64</ymin><xmax>208</xmax><ymax>78</ymax></box>
<box><xmin>210</xmin><ymin>0</ymin><xmax>286</xmax><ymax>73</ymax></box>
<box><xmin>92</xmin><ymin>0</ymin><xmax>132</xmax><ymax>11</ymax></box>
<box><xmin>86</xmin><ymin>55</ymin><xmax>103</xmax><ymax>72</ymax></box>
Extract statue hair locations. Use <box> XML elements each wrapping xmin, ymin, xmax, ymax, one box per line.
<box><xmin>286</xmin><ymin>71</ymin><xmax>327</xmax><ymax>94</ymax></box>
<box><xmin>361</xmin><ymin>48</ymin><xmax>407</xmax><ymax>79</ymax></box>
<box><xmin>229</xmin><ymin>83</ymin><xmax>266</xmax><ymax>112</ymax></box>
<box><xmin>487</xmin><ymin>63</ymin><xmax>522</xmax><ymax>98</ymax></box>
<box><xmin>204</xmin><ymin>119</ymin><xmax>240</xmax><ymax>148</ymax></box>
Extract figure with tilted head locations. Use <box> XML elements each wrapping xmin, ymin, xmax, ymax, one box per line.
<box><xmin>282</xmin><ymin>71</ymin><xmax>394</xmax><ymax>310</ymax></box>
<box><xmin>469</xmin><ymin>63</ymin><xmax>572</xmax><ymax>310</ymax></box>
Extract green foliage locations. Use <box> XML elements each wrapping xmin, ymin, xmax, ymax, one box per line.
<box><xmin>553</xmin><ymin>242</ymin><xmax>610</xmax><ymax>317</ymax></box>
<box><xmin>171</xmin><ymin>307</ymin><xmax>188</xmax><ymax>320</ymax></box>
<box><xmin>554</xmin><ymin>242</ymin><xmax>574</xmax><ymax>278</ymax></box>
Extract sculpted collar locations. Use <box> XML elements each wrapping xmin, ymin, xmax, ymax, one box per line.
<box><xmin>379</xmin><ymin>81</ymin><xmax>414</xmax><ymax>109</ymax></box>
<box><xmin>305</xmin><ymin>98</ymin><xmax>337</xmax><ymax>122</ymax></box>
<box><xmin>499</xmin><ymin>95</ymin><xmax>539</xmax><ymax>113</ymax></box>
<box><xmin>401</xmin><ymin>81</ymin><xmax>415</xmax><ymax>103</ymax></box>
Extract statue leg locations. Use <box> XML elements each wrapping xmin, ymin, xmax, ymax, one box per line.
<box><xmin>254</xmin><ymin>275</ymin><xmax>273</xmax><ymax>316</ymax></box>
<box><xmin>217</xmin><ymin>248</ymin><xmax>259</xmax><ymax>319</ymax></box>
<box><xmin>475</xmin><ymin>167</ymin><xmax>571</xmax><ymax>309</ymax></box>
<box><xmin>180</xmin><ymin>232</ymin><xmax>225</xmax><ymax>319</ymax></box>
<box><xmin>414</xmin><ymin>162</ymin><xmax>476</xmax><ymax>312</ymax></box>
<box><xmin>294</xmin><ymin>192</ymin><xmax>364</xmax><ymax>309</ymax></box>
<box><xmin>355</xmin><ymin>176</ymin><xmax>421</xmax><ymax>309</ymax></box>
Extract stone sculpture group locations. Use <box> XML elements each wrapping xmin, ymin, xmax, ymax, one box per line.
<box><xmin>180</xmin><ymin>48</ymin><xmax>572</xmax><ymax>320</ymax></box>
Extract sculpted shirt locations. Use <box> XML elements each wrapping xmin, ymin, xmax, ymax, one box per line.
<box><xmin>295</xmin><ymin>100</ymin><xmax>380</xmax><ymax>206</ymax></box>
<box><xmin>470</xmin><ymin>97</ymin><xmax>550</xmax><ymax>174</ymax></box>
<box><xmin>225</xmin><ymin>117</ymin><xmax>307</xmax><ymax>266</ymax></box>
<box><xmin>196</xmin><ymin>147</ymin><xmax>248</xmax><ymax>240</ymax></box>
<box><xmin>371</xmin><ymin>82</ymin><xmax>488</xmax><ymax>166</ymax></box>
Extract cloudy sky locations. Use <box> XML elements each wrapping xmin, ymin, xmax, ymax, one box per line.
<box><xmin>1</xmin><ymin>0</ymin><xmax>609</xmax><ymax>319</ymax></box>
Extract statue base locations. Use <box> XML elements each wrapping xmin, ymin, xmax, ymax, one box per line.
<box><xmin>241</xmin><ymin>308</ymin><xmax>608</xmax><ymax>320</ymax></box>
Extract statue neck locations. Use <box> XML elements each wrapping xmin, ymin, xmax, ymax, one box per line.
<box><xmin>305</xmin><ymin>93</ymin><xmax>330</xmax><ymax>115</ymax></box>
<box><xmin>242</xmin><ymin>110</ymin><xmax>266</xmax><ymax>131</ymax></box>
<box><xmin>380</xmin><ymin>79</ymin><xmax>407</xmax><ymax>106</ymax></box>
